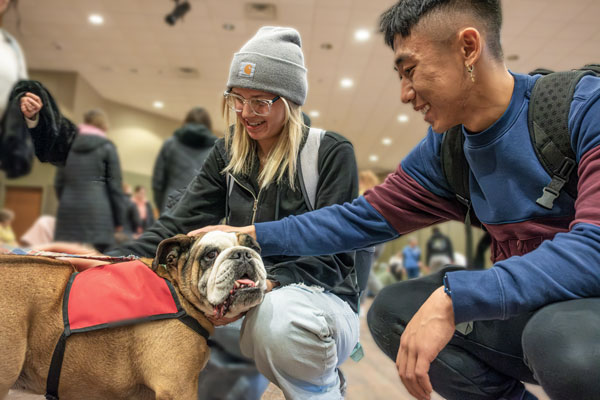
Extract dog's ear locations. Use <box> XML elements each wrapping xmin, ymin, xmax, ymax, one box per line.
<box><xmin>235</xmin><ymin>232</ymin><xmax>261</xmax><ymax>254</ymax></box>
<box><xmin>153</xmin><ymin>234</ymin><xmax>193</xmax><ymax>271</ymax></box>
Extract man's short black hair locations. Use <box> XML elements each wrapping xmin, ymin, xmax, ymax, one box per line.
<box><xmin>379</xmin><ymin>0</ymin><xmax>503</xmax><ymax>60</ymax></box>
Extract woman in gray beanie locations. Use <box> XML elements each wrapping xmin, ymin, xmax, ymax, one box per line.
<box><xmin>44</xmin><ymin>26</ymin><xmax>361</xmax><ymax>400</ymax></box>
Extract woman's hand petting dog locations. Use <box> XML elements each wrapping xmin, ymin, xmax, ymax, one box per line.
<box><xmin>189</xmin><ymin>224</ymin><xmax>256</xmax><ymax>239</ymax></box>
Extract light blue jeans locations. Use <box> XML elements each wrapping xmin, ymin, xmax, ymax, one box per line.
<box><xmin>240</xmin><ymin>284</ymin><xmax>360</xmax><ymax>399</ymax></box>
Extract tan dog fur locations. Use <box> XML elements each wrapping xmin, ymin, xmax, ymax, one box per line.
<box><xmin>0</xmin><ymin>232</ymin><xmax>266</xmax><ymax>400</ymax></box>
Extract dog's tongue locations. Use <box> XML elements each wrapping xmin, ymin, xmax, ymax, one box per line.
<box><xmin>236</xmin><ymin>278</ymin><xmax>255</xmax><ymax>287</ymax></box>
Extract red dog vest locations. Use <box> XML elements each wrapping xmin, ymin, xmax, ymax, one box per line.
<box><xmin>46</xmin><ymin>260</ymin><xmax>209</xmax><ymax>400</ymax></box>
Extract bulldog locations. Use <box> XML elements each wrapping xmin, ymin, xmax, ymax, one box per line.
<box><xmin>0</xmin><ymin>231</ymin><xmax>267</xmax><ymax>400</ymax></box>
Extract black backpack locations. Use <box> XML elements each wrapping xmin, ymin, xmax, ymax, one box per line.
<box><xmin>441</xmin><ymin>64</ymin><xmax>600</xmax><ymax>264</ymax></box>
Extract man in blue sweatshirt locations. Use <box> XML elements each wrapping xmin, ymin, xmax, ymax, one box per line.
<box><xmin>199</xmin><ymin>0</ymin><xmax>600</xmax><ymax>399</ymax></box>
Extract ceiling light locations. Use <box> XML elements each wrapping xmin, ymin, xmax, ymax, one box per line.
<box><xmin>369</xmin><ymin>154</ymin><xmax>379</xmax><ymax>162</ymax></box>
<box><xmin>88</xmin><ymin>14</ymin><xmax>104</xmax><ymax>25</ymax></box>
<box><xmin>397</xmin><ymin>114</ymin><xmax>409</xmax><ymax>123</ymax></box>
<box><xmin>354</xmin><ymin>29</ymin><xmax>370</xmax><ymax>42</ymax></box>
<box><xmin>153</xmin><ymin>101</ymin><xmax>164</xmax><ymax>109</ymax></box>
<box><xmin>340</xmin><ymin>78</ymin><xmax>354</xmax><ymax>88</ymax></box>
<box><xmin>309</xmin><ymin>110</ymin><xmax>320</xmax><ymax>118</ymax></box>
<box><xmin>382</xmin><ymin>137</ymin><xmax>393</xmax><ymax>146</ymax></box>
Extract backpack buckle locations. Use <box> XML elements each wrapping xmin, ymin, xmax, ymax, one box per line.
<box><xmin>536</xmin><ymin>175</ymin><xmax>566</xmax><ymax>210</ymax></box>
<box><xmin>536</xmin><ymin>158</ymin><xmax>576</xmax><ymax>210</ymax></box>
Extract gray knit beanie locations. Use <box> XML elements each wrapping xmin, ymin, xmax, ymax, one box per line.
<box><xmin>227</xmin><ymin>26</ymin><xmax>307</xmax><ymax>106</ymax></box>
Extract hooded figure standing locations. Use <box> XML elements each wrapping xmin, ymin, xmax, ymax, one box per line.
<box><xmin>54</xmin><ymin>109</ymin><xmax>124</xmax><ymax>253</ymax></box>
<box><xmin>152</xmin><ymin>107</ymin><xmax>216</xmax><ymax>214</ymax></box>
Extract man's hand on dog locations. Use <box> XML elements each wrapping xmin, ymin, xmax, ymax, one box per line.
<box><xmin>189</xmin><ymin>224</ymin><xmax>256</xmax><ymax>239</ymax></box>
<box><xmin>34</xmin><ymin>242</ymin><xmax>109</xmax><ymax>271</ymax></box>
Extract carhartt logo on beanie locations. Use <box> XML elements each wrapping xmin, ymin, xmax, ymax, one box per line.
<box><xmin>227</xmin><ymin>26</ymin><xmax>307</xmax><ymax>106</ymax></box>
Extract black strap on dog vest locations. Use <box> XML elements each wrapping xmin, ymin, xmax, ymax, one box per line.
<box><xmin>44</xmin><ymin>316</ymin><xmax>210</xmax><ymax>400</ymax></box>
<box><xmin>178</xmin><ymin>314</ymin><xmax>211</xmax><ymax>340</ymax></box>
<box><xmin>45</xmin><ymin>332</ymin><xmax>67</xmax><ymax>400</ymax></box>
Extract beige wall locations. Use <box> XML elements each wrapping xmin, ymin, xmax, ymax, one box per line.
<box><xmin>0</xmin><ymin>69</ymin><xmax>181</xmax><ymax>218</ymax></box>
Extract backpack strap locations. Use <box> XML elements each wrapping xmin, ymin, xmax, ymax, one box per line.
<box><xmin>441</xmin><ymin>126</ymin><xmax>470</xmax><ymax>207</ymax></box>
<box><xmin>440</xmin><ymin>126</ymin><xmax>474</xmax><ymax>265</ymax></box>
<box><xmin>298</xmin><ymin>127</ymin><xmax>325</xmax><ymax>211</ymax></box>
<box><xmin>528</xmin><ymin>69</ymin><xmax>594</xmax><ymax>209</ymax></box>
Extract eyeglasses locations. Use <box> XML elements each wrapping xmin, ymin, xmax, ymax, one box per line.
<box><xmin>224</xmin><ymin>91</ymin><xmax>281</xmax><ymax>116</ymax></box>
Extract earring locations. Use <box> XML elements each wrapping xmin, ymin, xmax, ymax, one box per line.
<box><xmin>466</xmin><ymin>64</ymin><xmax>475</xmax><ymax>83</ymax></box>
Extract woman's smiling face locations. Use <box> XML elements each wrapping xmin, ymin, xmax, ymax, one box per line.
<box><xmin>232</xmin><ymin>87</ymin><xmax>287</xmax><ymax>151</ymax></box>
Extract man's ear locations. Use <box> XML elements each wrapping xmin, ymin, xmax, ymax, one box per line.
<box><xmin>236</xmin><ymin>232</ymin><xmax>261</xmax><ymax>254</ymax></box>
<box><xmin>458</xmin><ymin>27</ymin><xmax>482</xmax><ymax>66</ymax></box>
<box><xmin>153</xmin><ymin>234</ymin><xmax>193</xmax><ymax>271</ymax></box>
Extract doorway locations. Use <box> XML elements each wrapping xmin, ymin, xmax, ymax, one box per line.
<box><xmin>3</xmin><ymin>186</ymin><xmax>43</xmax><ymax>242</ymax></box>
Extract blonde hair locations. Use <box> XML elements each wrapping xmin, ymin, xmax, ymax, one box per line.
<box><xmin>222</xmin><ymin>97</ymin><xmax>304</xmax><ymax>190</ymax></box>
<box><xmin>359</xmin><ymin>170</ymin><xmax>381</xmax><ymax>195</ymax></box>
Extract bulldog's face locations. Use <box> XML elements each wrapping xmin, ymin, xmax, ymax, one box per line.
<box><xmin>154</xmin><ymin>232</ymin><xmax>267</xmax><ymax>319</ymax></box>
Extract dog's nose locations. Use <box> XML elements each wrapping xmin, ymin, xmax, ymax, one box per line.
<box><xmin>230</xmin><ymin>249</ymin><xmax>253</xmax><ymax>260</ymax></box>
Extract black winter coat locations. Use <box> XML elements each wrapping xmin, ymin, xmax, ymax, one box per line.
<box><xmin>110</xmin><ymin>129</ymin><xmax>361</xmax><ymax>311</ymax></box>
<box><xmin>54</xmin><ymin>134</ymin><xmax>125</xmax><ymax>247</ymax></box>
<box><xmin>125</xmin><ymin>201</ymin><xmax>155</xmax><ymax>235</ymax></box>
<box><xmin>152</xmin><ymin>123</ymin><xmax>216</xmax><ymax>213</ymax></box>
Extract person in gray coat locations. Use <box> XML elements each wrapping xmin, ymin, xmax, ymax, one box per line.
<box><xmin>152</xmin><ymin>107</ymin><xmax>216</xmax><ymax>214</ymax></box>
<box><xmin>54</xmin><ymin>109</ymin><xmax>124</xmax><ymax>252</ymax></box>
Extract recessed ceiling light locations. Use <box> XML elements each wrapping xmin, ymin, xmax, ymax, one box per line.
<box><xmin>309</xmin><ymin>110</ymin><xmax>320</xmax><ymax>118</ymax></box>
<box><xmin>382</xmin><ymin>137</ymin><xmax>393</xmax><ymax>146</ymax></box>
<box><xmin>369</xmin><ymin>154</ymin><xmax>379</xmax><ymax>162</ymax></box>
<box><xmin>340</xmin><ymin>78</ymin><xmax>354</xmax><ymax>88</ymax></box>
<box><xmin>88</xmin><ymin>14</ymin><xmax>104</xmax><ymax>25</ymax></box>
<box><xmin>397</xmin><ymin>114</ymin><xmax>409</xmax><ymax>123</ymax></box>
<box><xmin>354</xmin><ymin>29</ymin><xmax>370</xmax><ymax>42</ymax></box>
<box><xmin>153</xmin><ymin>101</ymin><xmax>164</xmax><ymax>109</ymax></box>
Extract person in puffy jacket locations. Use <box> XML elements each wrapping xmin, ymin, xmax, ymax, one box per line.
<box><xmin>152</xmin><ymin>107</ymin><xmax>216</xmax><ymax>214</ymax></box>
<box><xmin>54</xmin><ymin>109</ymin><xmax>124</xmax><ymax>252</ymax></box>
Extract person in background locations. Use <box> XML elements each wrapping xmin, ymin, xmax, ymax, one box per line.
<box><xmin>401</xmin><ymin>237</ymin><xmax>423</xmax><ymax>279</ymax></box>
<box><xmin>387</xmin><ymin>250</ymin><xmax>405</xmax><ymax>281</ymax></box>
<box><xmin>19</xmin><ymin>214</ymin><xmax>55</xmax><ymax>247</ymax></box>
<box><xmin>0</xmin><ymin>208</ymin><xmax>17</xmax><ymax>246</ymax></box>
<box><xmin>0</xmin><ymin>0</ymin><xmax>26</xmax><ymax>118</ymax></box>
<box><xmin>152</xmin><ymin>107</ymin><xmax>216</xmax><ymax>214</ymax></box>
<box><xmin>0</xmin><ymin>0</ymin><xmax>71</xmax><ymax>179</ymax></box>
<box><xmin>425</xmin><ymin>227</ymin><xmax>454</xmax><ymax>273</ymax></box>
<box><xmin>53</xmin><ymin>109</ymin><xmax>125</xmax><ymax>253</ymax></box>
<box><xmin>359</xmin><ymin>170</ymin><xmax>386</xmax><ymax>298</ymax></box>
<box><xmin>126</xmin><ymin>185</ymin><xmax>155</xmax><ymax>239</ymax></box>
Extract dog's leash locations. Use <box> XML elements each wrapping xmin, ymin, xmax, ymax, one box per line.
<box><xmin>1</xmin><ymin>246</ymin><xmax>139</xmax><ymax>262</ymax></box>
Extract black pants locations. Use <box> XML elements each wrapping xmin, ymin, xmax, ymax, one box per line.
<box><xmin>367</xmin><ymin>267</ymin><xmax>600</xmax><ymax>400</ymax></box>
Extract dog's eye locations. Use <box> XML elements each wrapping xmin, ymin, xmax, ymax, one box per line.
<box><xmin>204</xmin><ymin>250</ymin><xmax>218</xmax><ymax>261</ymax></box>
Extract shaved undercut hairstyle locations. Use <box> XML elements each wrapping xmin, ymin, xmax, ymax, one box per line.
<box><xmin>379</xmin><ymin>0</ymin><xmax>503</xmax><ymax>60</ymax></box>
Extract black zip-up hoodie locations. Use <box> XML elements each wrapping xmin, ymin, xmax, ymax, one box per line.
<box><xmin>110</xmin><ymin>127</ymin><xmax>361</xmax><ymax>311</ymax></box>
